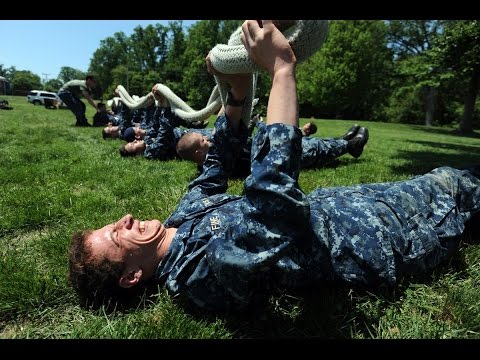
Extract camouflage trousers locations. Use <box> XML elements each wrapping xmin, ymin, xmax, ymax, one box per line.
<box><xmin>307</xmin><ymin>166</ymin><xmax>480</xmax><ymax>284</ymax></box>
<box><xmin>58</xmin><ymin>91</ymin><xmax>88</xmax><ymax>125</ymax></box>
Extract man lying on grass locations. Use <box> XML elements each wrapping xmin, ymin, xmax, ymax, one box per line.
<box><xmin>177</xmin><ymin>118</ymin><xmax>369</xmax><ymax>178</ymax></box>
<box><xmin>118</xmin><ymin>96</ymin><xmax>370</xmax><ymax>177</ymax></box>
<box><xmin>69</xmin><ymin>20</ymin><xmax>480</xmax><ymax>313</ymax></box>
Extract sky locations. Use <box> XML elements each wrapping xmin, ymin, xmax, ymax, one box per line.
<box><xmin>0</xmin><ymin>20</ymin><xmax>197</xmax><ymax>82</ymax></box>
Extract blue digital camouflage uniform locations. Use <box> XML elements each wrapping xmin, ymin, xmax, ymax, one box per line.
<box><xmin>110</xmin><ymin>101</ymin><xmax>129</xmax><ymax>127</ymax></box>
<box><xmin>154</xmin><ymin>113</ymin><xmax>480</xmax><ymax>311</ymax></box>
<box><xmin>113</xmin><ymin>102</ymin><xmax>152</xmax><ymax>138</ymax></box>
<box><xmin>255</xmin><ymin>121</ymin><xmax>349</xmax><ymax>169</ymax></box>
<box><xmin>144</xmin><ymin>107</ymin><xmax>213</xmax><ymax>160</ymax></box>
<box><xmin>300</xmin><ymin>136</ymin><xmax>348</xmax><ymax>168</ymax></box>
<box><xmin>138</xmin><ymin>103</ymin><xmax>157</xmax><ymax>130</ymax></box>
<box><xmin>130</xmin><ymin>108</ymin><xmax>143</xmax><ymax>124</ymax></box>
<box><xmin>229</xmin><ymin>121</ymin><xmax>349</xmax><ymax>177</ymax></box>
<box><xmin>93</xmin><ymin>111</ymin><xmax>115</xmax><ymax>127</ymax></box>
<box><xmin>109</xmin><ymin>100</ymin><xmax>134</xmax><ymax>139</ymax></box>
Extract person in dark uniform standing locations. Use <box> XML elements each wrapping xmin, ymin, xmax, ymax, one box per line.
<box><xmin>58</xmin><ymin>75</ymin><xmax>98</xmax><ymax>127</ymax></box>
<box><xmin>68</xmin><ymin>20</ymin><xmax>480</xmax><ymax>312</ymax></box>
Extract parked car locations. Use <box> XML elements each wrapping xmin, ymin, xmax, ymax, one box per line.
<box><xmin>26</xmin><ymin>90</ymin><xmax>67</xmax><ymax>108</ymax></box>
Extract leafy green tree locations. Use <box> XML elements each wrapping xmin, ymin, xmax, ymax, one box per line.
<box><xmin>107</xmin><ymin>64</ymin><xmax>130</xmax><ymax>97</ymax></box>
<box><xmin>58</xmin><ymin>66</ymin><xmax>86</xmax><ymax>84</ymax></box>
<box><xmin>297</xmin><ymin>20</ymin><xmax>393</xmax><ymax>120</ymax></box>
<box><xmin>129</xmin><ymin>24</ymin><xmax>170</xmax><ymax>73</ymax></box>
<box><xmin>181</xmin><ymin>20</ymin><xmax>222</xmax><ymax>108</ymax></box>
<box><xmin>89</xmin><ymin>32</ymin><xmax>130</xmax><ymax>97</ymax></box>
<box><xmin>162</xmin><ymin>21</ymin><xmax>187</xmax><ymax>98</ymax></box>
<box><xmin>180</xmin><ymin>20</ymin><xmax>242</xmax><ymax>109</ymax></box>
<box><xmin>386</xmin><ymin>20</ymin><xmax>447</xmax><ymax>125</ymax></box>
<box><xmin>434</xmin><ymin>20</ymin><xmax>480</xmax><ymax>133</ymax></box>
<box><xmin>0</xmin><ymin>64</ymin><xmax>16</xmax><ymax>81</ymax></box>
<box><xmin>143</xmin><ymin>70</ymin><xmax>161</xmax><ymax>94</ymax></box>
<box><xmin>218</xmin><ymin>20</ymin><xmax>243</xmax><ymax>42</ymax></box>
<box><xmin>89</xmin><ymin>24</ymin><xmax>172</xmax><ymax>99</ymax></box>
<box><xmin>128</xmin><ymin>72</ymin><xmax>145</xmax><ymax>96</ymax></box>
<box><xmin>44</xmin><ymin>78</ymin><xmax>63</xmax><ymax>92</ymax></box>
<box><xmin>12</xmin><ymin>70</ymin><xmax>42</xmax><ymax>91</ymax></box>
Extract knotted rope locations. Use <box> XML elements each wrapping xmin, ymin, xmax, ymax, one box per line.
<box><xmin>209</xmin><ymin>20</ymin><xmax>329</xmax><ymax>125</ymax></box>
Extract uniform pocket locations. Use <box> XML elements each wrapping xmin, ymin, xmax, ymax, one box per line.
<box><xmin>396</xmin><ymin>211</ymin><xmax>451</xmax><ymax>274</ymax></box>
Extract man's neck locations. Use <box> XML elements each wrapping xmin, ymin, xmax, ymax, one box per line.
<box><xmin>158</xmin><ymin>227</ymin><xmax>178</xmax><ymax>258</ymax></box>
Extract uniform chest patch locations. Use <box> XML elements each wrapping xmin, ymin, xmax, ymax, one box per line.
<box><xmin>209</xmin><ymin>215</ymin><xmax>221</xmax><ymax>231</ymax></box>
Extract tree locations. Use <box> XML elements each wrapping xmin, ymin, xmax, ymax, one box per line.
<box><xmin>162</xmin><ymin>21</ymin><xmax>187</xmax><ymax>98</ymax></box>
<box><xmin>108</xmin><ymin>64</ymin><xmax>129</xmax><ymax>96</ymax></box>
<box><xmin>180</xmin><ymin>20</ymin><xmax>242</xmax><ymax>109</ymax></box>
<box><xmin>89</xmin><ymin>25</ymin><xmax>172</xmax><ymax>99</ymax></box>
<box><xmin>58</xmin><ymin>66</ymin><xmax>86</xmax><ymax>84</ymax></box>
<box><xmin>386</xmin><ymin>20</ymin><xmax>447</xmax><ymax>126</ymax></box>
<box><xmin>44</xmin><ymin>79</ymin><xmax>63</xmax><ymax>92</ymax></box>
<box><xmin>88</xmin><ymin>32</ymin><xmax>130</xmax><ymax>97</ymax></box>
<box><xmin>0</xmin><ymin>64</ymin><xmax>16</xmax><ymax>81</ymax></box>
<box><xmin>297</xmin><ymin>20</ymin><xmax>393</xmax><ymax>120</ymax></box>
<box><xmin>435</xmin><ymin>20</ymin><xmax>480</xmax><ymax>134</ymax></box>
<box><xmin>129</xmin><ymin>24</ymin><xmax>169</xmax><ymax>73</ymax></box>
<box><xmin>12</xmin><ymin>70</ymin><xmax>42</xmax><ymax>91</ymax></box>
<box><xmin>88</xmin><ymin>20</ymin><xmax>242</xmax><ymax>103</ymax></box>
<box><xmin>128</xmin><ymin>72</ymin><xmax>145</xmax><ymax>96</ymax></box>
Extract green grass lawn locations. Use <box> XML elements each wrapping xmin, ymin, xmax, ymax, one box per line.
<box><xmin>1</xmin><ymin>95</ymin><xmax>480</xmax><ymax>339</ymax></box>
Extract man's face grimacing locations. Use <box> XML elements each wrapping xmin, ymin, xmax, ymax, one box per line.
<box><xmin>86</xmin><ymin>214</ymin><xmax>166</xmax><ymax>288</ymax></box>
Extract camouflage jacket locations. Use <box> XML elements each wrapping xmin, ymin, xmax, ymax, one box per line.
<box><xmin>155</xmin><ymin>115</ymin><xmax>480</xmax><ymax>311</ymax></box>
<box><xmin>143</xmin><ymin>107</ymin><xmax>213</xmax><ymax>161</ymax></box>
<box><xmin>255</xmin><ymin>121</ymin><xmax>349</xmax><ymax>169</ymax></box>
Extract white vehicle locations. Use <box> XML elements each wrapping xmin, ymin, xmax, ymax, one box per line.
<box><xmin>26</xmin><ymin>90</ymin><xmax>66</xmax><ymax>107</ymax></box>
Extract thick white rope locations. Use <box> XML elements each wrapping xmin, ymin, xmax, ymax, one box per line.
<box><xmin>107</xmin><ymin>97</ymin><xmax>121</xmax><ymax>109</ymax></box>
<box><xmin>115</xmin><ymin>84</ymin><xmax>220</xmax><ymax>127</ymax></box>
<box><xmin>114</xmin><ymin>86</ymin><xmax>154</xmax><ymax>109</ymax></box>
<box><xmin>209</xmin><ymin>20</ymin><xmax>329</xmax><ymax>125</ymax></box>
<box><xmin>115</xmin><ymin>20</ymin><xmax>328</xmax><ymax>127</ymax></box>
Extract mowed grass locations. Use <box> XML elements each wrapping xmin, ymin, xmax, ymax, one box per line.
<box><xmin>1</xmin><ymin>95</ymin><xmax>480</xmax><ymax>339</ymax></box>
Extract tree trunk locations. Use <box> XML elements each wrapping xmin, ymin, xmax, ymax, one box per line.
<box><xmin>424</xmin><ymin>85</ymin><xmax>435</xmax><ymax>126</ymax></box>
<box><xmin>459</xmin><ymin>67</ymin><xmax>480</xmax><ymax>134</ymax></box>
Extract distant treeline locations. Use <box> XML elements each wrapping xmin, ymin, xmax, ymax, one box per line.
<box><xmin>2</xmin><ymin>20</ymin><xmax>479</xmax><ymax>133</ymax></box>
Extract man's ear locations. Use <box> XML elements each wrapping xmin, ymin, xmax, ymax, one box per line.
<box><xmin>194</xmin><ymin>149</ymin><xmax>207</xmax><ymax>165</ymax></box>
<box><xmin>118</xmin><ymin>268</ymin><xmax>143</xmax><ymax>288</ymax></box>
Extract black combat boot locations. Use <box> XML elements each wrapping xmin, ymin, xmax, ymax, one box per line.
<box><xmin>347</xmin><ymin>127</ymin><xmax>369</xmax><ymax>158</ymax></box>
<box><xmin>337</xmin><ymin>124</ymin><xmax>361</xmax><ymax>141</ymax></box>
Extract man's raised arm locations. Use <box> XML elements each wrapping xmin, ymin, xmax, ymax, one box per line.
<box><xmin>241</xmin><ymin>20</ymin><xmax>298</xmax><ymax>127</ymax></box>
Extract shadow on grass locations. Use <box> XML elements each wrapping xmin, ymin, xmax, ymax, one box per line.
<box><xmin>181</xmin><ymin>284</ymin><xmax>363</xmax><ymax>338</ymax></box>
<box><xmin>217</xmin><ymin>243</ymin><xmax>472</xmax><ymax>339</ymax></box>
<box><xmin>298</xmin><ymin>156</ymin><xmax>370</xmax><ymax>174</ymax></box>
<box><xmin>390</xmin><ymin>140</ymin><xmax>480</xmax><ymax>177</ymax></box>
<box><xmin>409</xmin><ymin>126</ymin><xmax>480</xmax><ymax>139</ymax></box>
